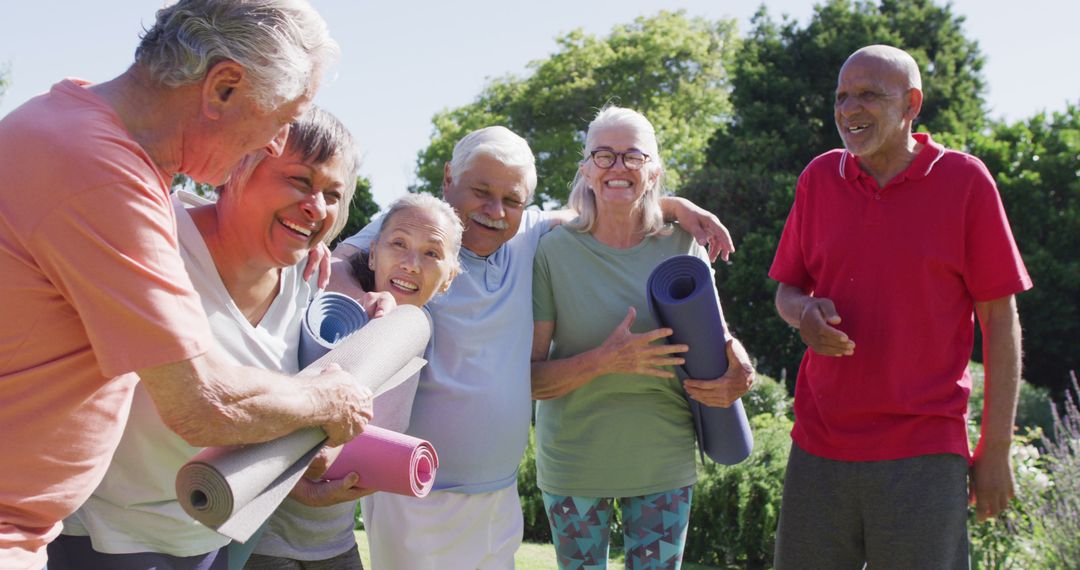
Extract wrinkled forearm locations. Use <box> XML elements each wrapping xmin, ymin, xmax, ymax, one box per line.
<box><xmin>140</xmin><ymin>352</ymin><xmax>337</xmax><ymax>447</ymax></box>
<box><xmin>531</xmin><ymin>346</ymin><xmax>609</xmax><ymax>400</ymax></box>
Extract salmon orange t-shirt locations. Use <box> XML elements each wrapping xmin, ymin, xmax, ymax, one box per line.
<box><xmin>0</xmin><ymin>79</ymin><xmax>212</xmax><ymax>569</ymax></box>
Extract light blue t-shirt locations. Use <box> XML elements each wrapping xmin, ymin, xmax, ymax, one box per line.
<box><xmin>342</xmin><ymin>208</ymin><xmax>553</xmax><ymax>493</ymax></box>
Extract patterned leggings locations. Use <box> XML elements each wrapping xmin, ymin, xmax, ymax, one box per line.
<box><xmin>542</xmin><ymin>485</ymin><xmax>693</xmax><ymax>570</ymax></box>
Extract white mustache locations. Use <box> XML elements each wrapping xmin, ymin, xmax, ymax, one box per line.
<box><xmin>469</xmin><ymin>213</ymin><xmax>509</xmax><ymax>230</ymax></box>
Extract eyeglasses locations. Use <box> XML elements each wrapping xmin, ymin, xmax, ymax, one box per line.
<box><xmin>589</xmin><ymin>149</ymin><xmax>650</xmax><ymax>170</ymax></box>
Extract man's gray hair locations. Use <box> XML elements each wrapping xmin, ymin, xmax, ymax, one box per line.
<box><xmin>135</xmin><ymin>0</ymin><xmax>339</xmax><ymax>109</ymax></box>
<box><xmin>567</xmin><ymin>106</ymin><xmax>668</xmax><ymax>237</ymax></box>
<box><xmin>375</xmin><ymin>193</ymin><xmax>465</xmax><ymax>276</ymax></box>
<box><xmin>447</xmin><ymin>126</ymin><xmax>537</xmax><ymax>198</ymax></box>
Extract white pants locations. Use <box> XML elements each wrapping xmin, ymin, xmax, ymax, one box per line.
<box><xmin>360</xmin><ymin>485</ymin><xmax>523</xmax><ymax>570</ymax></box>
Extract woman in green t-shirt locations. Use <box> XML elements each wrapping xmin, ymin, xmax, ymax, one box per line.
<box><xmin>530</xmin><ymin>106</ymin><xmax>754</xmax><ymax>569</ymax></box>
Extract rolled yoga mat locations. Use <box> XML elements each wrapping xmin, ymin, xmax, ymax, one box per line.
<box><xmin>647</xmin><ymin>255</ymin><xmax>753</xmax><ymax>465</ymax></box>
<box><xmin>298</xmin><ymin>291</ymin><xmax>370</xmax><ymax>369</ymax></box>
<box><xmin>323</xmin><ymin>425</ymin><xmax>438</xmax><ymax>497</ymax></box>
<box><xmin>175</xmin><ymin>304</ymin><xmax>431</xmax><ymax>542</ymax></box>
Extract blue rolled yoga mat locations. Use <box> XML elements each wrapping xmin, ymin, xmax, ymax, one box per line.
<box><xmin>647</xmin><ymin>255</ymin><xmax>753</xmax><ymax>465</ymax></box>
<box><xmin>298</xmin><ymin>291</ymin><xmax>370</xmax><ymax>369</ymax></box>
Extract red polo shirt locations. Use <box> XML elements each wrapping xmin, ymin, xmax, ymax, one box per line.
<box><xmin>769</xmin><ymin>133</ymin><xmax>1032</xmax><ymax>462</ymax></box>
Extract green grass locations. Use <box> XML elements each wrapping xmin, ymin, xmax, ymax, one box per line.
<box><xmin>354</xmin><ymin>530</ymin><xmax>720</xmax><ymax>569</ymax></box>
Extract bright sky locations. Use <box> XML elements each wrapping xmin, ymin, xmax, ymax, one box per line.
<box><xmin>1</xmin><ymin>1</ymin><xmax>1076</xmax><ymax>209</ymax></box>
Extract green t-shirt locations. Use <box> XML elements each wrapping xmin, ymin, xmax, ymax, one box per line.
<box><xmin>532</xmin><ymin>224</ymin><xmax>708</xmax><ymax>497</ymax></box>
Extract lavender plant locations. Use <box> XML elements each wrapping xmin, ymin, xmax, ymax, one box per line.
<box><xmin>1028</xmin><ymin>372</ymin><xmax>1080</xmax><ymax>567</ymax></box>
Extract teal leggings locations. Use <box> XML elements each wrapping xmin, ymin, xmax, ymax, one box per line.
<box><xmin>542</xmin><ymin>486</ymin><xmax>693</xmax><ymax>570</ymax></box>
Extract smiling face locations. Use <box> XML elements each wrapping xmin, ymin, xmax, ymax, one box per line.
<box><xmin>441</xmin><ymin>153</ymin><xmax>531</xmax><ymax>257</ymax></box>
<box><xmin>582</xmin><ymin>122</ymin><xmax>659</xmax><ymax>209</ymax></box>
<box><xmin>369</xmin><ymin>206</ymin><xmax>459</xmax><ymax>307</ymax></box>
<box><xmin>228</xmin><ymin>147</ymin><xmax>346</xmax><ymax>269</ymax></box>
<box><xmin>834</xmin><ymin>52</ymin><xmax>918</xmax><ymax>165</ymax></box>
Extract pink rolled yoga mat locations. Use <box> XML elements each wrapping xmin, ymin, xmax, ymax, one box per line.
<box><xmin>323</xmin><ymin>425</ymin><xmax>438</xmax><ymax>497</ymax></box>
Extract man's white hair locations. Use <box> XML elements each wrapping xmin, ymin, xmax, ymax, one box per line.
<box><xmin>447</xmin><ymin>126</ymin><xmax>537</xmax><ymax>198</ymax></box>
<box><xmin>135</xmin><ymin>0</ymin><xmax>339</xmax><ymax>109</ymax></box>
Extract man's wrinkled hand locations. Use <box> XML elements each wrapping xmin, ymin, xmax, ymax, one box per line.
<box><xmin>970</xmin><ymin>443</ymin><xmax>1016</xmax><ymax>522</ymax></box>
<box><xmin>674</xmin><ymin>201</ymin><xmax>734</xmax><ymax>263</ymax></box>
<box><xmin>798</xmin><ymin>298</ymin><xmax>855</xmax><ymax>356</ymax></box>
<box><xmin>314</xmin><ymin>364</ymin><xmax>373</xmax><ymax>447</ymax></box>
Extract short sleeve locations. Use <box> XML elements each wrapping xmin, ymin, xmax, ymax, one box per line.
<box><xmin>339</xmin><ymin>215</ymin><xmax>384</xmax><ymax>252</ymax></box>
<box><xmin>31</xmin><ymin>183</ymin><xmax>211</xmax><ymax>377</ymax></box>
<box><xmin>961</xmin><ymin>161</ymin><xmax>1032</xmax><ymax>301</ymax></box>
<box><xmin>532</xmin><ymin>236</ymin><xmax>557</xmax><ymax>322</ymax></box>
<box><xmin>769</xmin><ymin>173</ymin><xmax>814</xmax><ymax>291</ymax></box>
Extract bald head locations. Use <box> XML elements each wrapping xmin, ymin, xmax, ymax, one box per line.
<box><xmin>841</xmin><ymin>45</ymin><xmax>922</xmax><ymax>91</ymax></box>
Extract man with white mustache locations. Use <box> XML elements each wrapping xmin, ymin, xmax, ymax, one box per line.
<box><xmin>332</xmin><ymin>125</ymin><xmax>737</xmax><ymax>569</ymax></box>
<box><xmin>769</xmin><ymin>45</ymin><xmax>1031</xmax><ymax>568</ymax></box>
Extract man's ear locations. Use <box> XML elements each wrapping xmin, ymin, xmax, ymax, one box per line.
<box><xmin>904</xmin><ymin>87</ymin><xmax>924</xmax><ymax>122</ymax></box>
<box><xmin>201</xmin><ymin>60</ymin><xmax>245</xmax><ymax>121</ymax></box>
<box><xmin>442</xmin><ymin>162</ymin><xmax>453</xmax><ymax>192</ymax></box>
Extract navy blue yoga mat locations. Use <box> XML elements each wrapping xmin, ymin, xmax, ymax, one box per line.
<box><xmin>298</xmin><ymin>291</ymin><xmax>369</xmax><ymax>369</ymax></box>
<box><xmin>647</xmin><ymin>255</ymin><xmax>753</xmax><ymax>465</ymax></box>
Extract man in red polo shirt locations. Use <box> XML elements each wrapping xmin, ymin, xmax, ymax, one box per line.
<box><xmin>769</xmin><ymin>45</ymin><xmax>1031</xmax><ymax>568</ymax></box>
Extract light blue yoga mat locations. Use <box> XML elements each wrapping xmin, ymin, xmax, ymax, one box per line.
<box><xmin>298</xmin><ymin>291</ymin><xmax>369</xmax><ymax>369</ymax></box>
<box><xmin>647</xmin><ymin>255</ymin><xmax>753</xmax><ymax>465</ymax></box>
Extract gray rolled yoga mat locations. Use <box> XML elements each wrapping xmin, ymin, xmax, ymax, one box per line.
<box><xmin>175</xmin><ymin>303</ymin><xmax>430</xmax><ymax>542</ymax></box>
<box><xmin>647</xmin><ymin>255</ymin><xmax>753</xmax><ymax>465</ymax></box>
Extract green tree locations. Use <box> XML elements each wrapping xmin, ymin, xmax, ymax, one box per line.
<box><xmin>966</xmin><ymin>107</ymin><xmax>1080</xmax><ymax>397</ymax></box>
<box><xmin>0</xmin><ymin>64</ymin><xmax>9</xmax><ymax>103</ymax></box>
<box><xmin>682</xmin><ymin>0</ymin><xmax>988</xmax><ymax>384</ymax></box>
<box><xmin>333</xmin><ymin>175</ymin><xmax>379</xmax><ymax>246</ymax></box>
<box><xmin>412</xmin><ymin>11</ymin><xmax>738</xmax><ymax>205</ymax></box>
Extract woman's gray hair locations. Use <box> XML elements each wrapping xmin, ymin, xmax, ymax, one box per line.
<box><xmin>374</xmin><ymin>193</ymin><xmax>465</xmax><ymax>276</ymax></box>
<box><xmin>135</xmin><ymin>0</ymin><xmax>339</xmax><ymax>109</ymax></box>
<box><xmin>220</xmin><ymin>105</ymin><xmax>359</xmax><ymax>242</ymax></box>
<box><xmin>567</xmin><ymin>106</ymin><xmax>668</xmax><ymax>237</ymax></box>
<box><xmin>448</xmin><ymin>126</ymin><xmax>537</xmax><ymax>199</ymax></box>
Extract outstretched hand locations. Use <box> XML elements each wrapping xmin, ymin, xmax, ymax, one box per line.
<box><xmin>798</xmin><ymin>298</ymin><xmax>855</xmax><ymax>356</ymax></box>
<box><xmin>684</xmin><ymin>338</ymin><xmax>755</xmax><ymax>408</ymax></box>
<box><xmin>597</xmin><ymin>307</ymin><xmax>688</xmax><ymax>379</ymax></box>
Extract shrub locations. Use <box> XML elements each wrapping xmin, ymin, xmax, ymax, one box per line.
<box><xmin>684</xmin><ymin>411</ymin><xmax>791</xmax><ymax>568</ymax></box>
<box><xmin>967</xmin><ymin>362</ymin><xmax>1055</xmax><ymax>436</ymax></box>
<box><xmin>518</xmin><ymin>374</ymin><xmax>792</xmax><ymax>563</ymax></box>
<box><xmin>1025</xmin><ymin>374</ymin><xmax>1080</xmax><ymax>567</ymax></box>
<box><xmin>517</xmin><ymin>427</ymin><xmax>551</xmax><ymax>543</ymax></box>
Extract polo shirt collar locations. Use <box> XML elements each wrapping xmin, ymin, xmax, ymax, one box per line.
<box><xmin>838</xmin><ymin>132</ymin><xmax>947</xmax><ymax>184</ymax></box>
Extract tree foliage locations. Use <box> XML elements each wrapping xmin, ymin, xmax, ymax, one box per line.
<box><xmin>965</xmin><ymin>107</ymin><xmax>1080</xmax><ymax>396</ymax></box>
<box><xmin>333</xmin><ymin>175</ymin><xmax>379</xmax><ymax>247</ymax></box>
<box><xmin>411</xmin><ymin>11</ymin><xmax>738</xmax><ymax>205</ymax></box>
<box><xmin>682</xmin><ymin>0</ymin><xmax>988</xmax><ymax>384</ymax></box>
<box><xmin>0</xmin><ymin>64</ymin><xmax>9</xmax><ymax>104</ymax></box>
